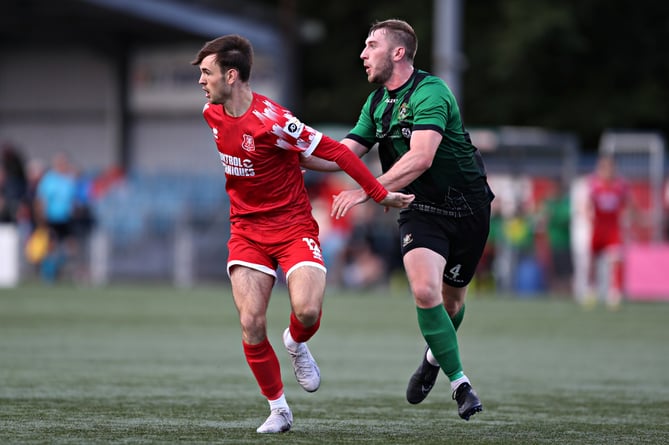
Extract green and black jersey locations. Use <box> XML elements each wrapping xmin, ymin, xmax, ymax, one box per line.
<box><xmin>346</xmin><ymin>69</ymin><xmax>494</xmax><ymax>217</ymax></box>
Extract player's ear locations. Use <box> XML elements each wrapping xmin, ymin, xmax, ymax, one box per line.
<box><xmin>393</xmin><ymin>46</ymin><xmax>405</xmax><ymax>62</ymax></box>
<box><xmin>225</xmin><ymin>68</ymin><xmax>238</xmax><ymax>84</ymax></box>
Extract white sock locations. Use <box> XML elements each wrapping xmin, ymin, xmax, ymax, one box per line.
<box><xmin>426</xmin><ymin>348</ymin><xmax>440</xmax><ymax>367</ymax></box>
<box><xmin>268</xmin><ymin>394</ymin><xmax>289</xmax><ymax>412</ymax></box>
<box><xmin>450</xmin><ymin>375</ymin><xmax>470</xmax><ymax>392</ymax></box>
<box><xmin>283</xmin><ymin>328</ymin><xmax>299</xmax><ymax>351</ymax></box>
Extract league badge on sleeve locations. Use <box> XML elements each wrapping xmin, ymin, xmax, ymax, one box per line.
<box><xmin>283</xmin><ymin>116</ymin><xmax>305</xmax><ymax>139</ymax></box>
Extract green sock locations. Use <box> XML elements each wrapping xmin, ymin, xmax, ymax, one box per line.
<box><xmin>416</xmin><ymin>305</ymin><xmax>463</xmax><ymax>381</ymax></box>
<box><xmin>450</xmin><ymin>304</ymin><xmax>465</xmax><ymax>331</ymax></box>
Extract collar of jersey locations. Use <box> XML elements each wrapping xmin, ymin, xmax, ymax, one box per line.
<box><xmin>386</xmin><ymin>68</ymin><xmax>420</xmax><ymax>95</ymax></box>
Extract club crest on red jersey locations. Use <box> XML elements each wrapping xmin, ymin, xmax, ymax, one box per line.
<box><xmin>241</xmin><ymin>134</ymin><xmax>255</xmax><ymax>152</ymax></box>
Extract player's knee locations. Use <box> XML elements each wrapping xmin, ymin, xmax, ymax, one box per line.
<box><xmin>411</xmin><ymin>282</ymin><xmax>442</xmax><ymax>307</ymax></box>
<box><xmin>293</xmin><ymin>306</ymin><xmax>320</xmax><ymax>327</ymax></box>
<box><xmin>239</xmin><ymin>313</ymin><xmax>267</xmax><ymax>338</ymax></box>
<box><xmin>443</xmin><ymin>287</ymin><xmax>466</xmax><ymax>314</ymax></box>
<box><xmin>444</xmin><ymin>300</ymin><xmax>463</xmax><ymax>317</ymax></box>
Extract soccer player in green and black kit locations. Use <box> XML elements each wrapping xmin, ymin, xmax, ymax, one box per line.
<box><xmin>316</xmin><ymin>19</ymin><xmax>494</xmax><ymax>421</ymax></box>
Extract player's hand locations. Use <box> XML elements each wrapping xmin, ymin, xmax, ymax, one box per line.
<box><xmin>330</xmin><ymin>189</ymin><xmax>414</xmax><ymax>219</ymax></box>
<box><xmin>330</xmin><ymin>189</ymin><xmax>369</xmax><ymax>219</ymax></box>
<box><xmin>379</xmin><ymin>191</ymin><xmax>415</xmax><ymax>209</ymax></box>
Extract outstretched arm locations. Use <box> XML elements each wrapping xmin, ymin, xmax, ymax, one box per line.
<box><xmin>311</xmin><ymin>135</ymin><xmax>387</xmax><ymax>203</ymax></box>
<box><xmin>300</xmin><ymin>138</ymin><xmax>368</xmax><ymax>172</ymax></box>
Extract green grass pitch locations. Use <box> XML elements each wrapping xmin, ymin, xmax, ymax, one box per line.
<box><xmin>1</xmin><ymin>284</ymin><xmax>668</xmax><ymax>444</ymax></box>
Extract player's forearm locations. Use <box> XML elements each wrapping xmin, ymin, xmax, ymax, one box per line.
<box><xmin>376</xmin><ymin>150</ymin><xmax>431</xmax><ymax>192</ymax></box>
<box><xmin>301</xmin><ymin>138</ymin><xmax>366</xmax><ymax>172</ymax></box>
<box><xmin>300</xmin><ymin>154</ymin><xmax>341</xmax><ymax>172</ymax></box>
<box><xmin>335</xmin><ymin>154</ymin><xmax>386</xmax><ymax>203</ymax></box>
<box><xmin>377</xmin><ymin>130</ymin><xmax>439</xmax><ymax>192</ymax></box>
<box><xmin>314</xmin><ymin>135</ymin><xmax>387</xmax><ymax>202</ymax></box>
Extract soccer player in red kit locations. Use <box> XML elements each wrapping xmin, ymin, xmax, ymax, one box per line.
<box><xmin>191</xmin><ymin>34</ymin><xmax>414</xmax><ymax>434</ymax></box>
<box><xmin>586</xmin><ymin>155</ymin><xmax>630</xmax><ymax>309</ymax></box>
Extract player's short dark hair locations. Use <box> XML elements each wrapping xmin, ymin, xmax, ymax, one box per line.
<box><xmin>369</xmin><ymin>19</ymin><xmax>417</xmax><ymax>62</ymax></box>
<box><xmin>191</xmin><ymin>34</ymin><xmax>253</xmax><ymax>82</ymax></box>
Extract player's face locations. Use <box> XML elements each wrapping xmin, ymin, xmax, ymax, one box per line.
<box><xmin>360</xmin><ymin>29</ymin><xmax>395</xmax><ymax>85</ymax></box>
<box><xmin>597</xmin><ymin>157</ymin><xmax>616</xmax><ymax>180</ymax></box>
<box><xmin>197</xmin><ymin>54</ymin><xmax>231</xmax><ymax>105</ymax></box>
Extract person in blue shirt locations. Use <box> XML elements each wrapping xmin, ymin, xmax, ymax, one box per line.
<box><xmin>35</xmin><ymin>152</ymin><xmax>78</xmax><ymax>281</ymax></box>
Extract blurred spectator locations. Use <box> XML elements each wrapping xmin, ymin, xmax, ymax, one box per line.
<box><xmin>70</xmin><ymin>167</ymin><xmax>97</xmax><ymax>282</ymax></box>
<box><xmin>19</xmin><ymin>158</ymin><xmax>47</xmax><ymax>270</ymax></box>
<box><xmin>71</xmin><ymin>168</ymin><xmax>96</xmax><ymax>241</ymax></box>
<box><xmin>342</xmin><ymin>241</ymin><xmax>385</xmax><ymax>289</ymax></box>
<box><xmin>0</xmin><ymin>142</ymin><xmax>28</xmax><ymax>223</ymax></box>
<box><xmin>503</xmin><ymin>206</ymin><xmax>542</xmax><ymax>294</ymax></box>
<box><xmin>340</xmin><ymin>204</ymin><xmax>388</xmax><ymax>290</ymax></box>
<box><xmin>473</xmin><ymin>202</ymin><xmax>502</xmax><ymax>293</ymax></box>
<box><xmin>541</xmin><ymin>181</ymin><xmax>573</xmax><ymax>293</ymax></box>
<box><xmin>309</xmin><ymin>171</ymin><xmax>404</xmax><ymax>290</ymax></box>
<box><xmin>308</xmin><ymin>174</ymin><xmax>354</xmax><ymax>287</ymax></box>
<box><xmin>16</xmin><ymin>157</ymin><xmax>46</xmax><ymax>237</ymax></box>
<box><xmin>584</xmin><ymin>155</ymin><xmax>631</xmax><ymax>309</ymax></box>
<box><xmin>90</xmin><ymin>164</ymin><xmax>125</xmax><ymax>200</ymax></box>
<box><xmin>34</xmin><ymin>152</ymin><xmax>79</xmax><ymax>282</ymax></box>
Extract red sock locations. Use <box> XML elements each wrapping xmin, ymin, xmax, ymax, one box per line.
<box><xmin>612</xmin><ymin>260</ymin><xmax>623</xmax><ymax>293</ymax></box>
<box><xmin>289</xmin><ymin>311</ymin><xmax>322</xmax><ymax>343</ymax></box>
<box><xmin>242</xmin><ymin>338</ymin><xmax>283</xmax><ymax>400</ymax></box>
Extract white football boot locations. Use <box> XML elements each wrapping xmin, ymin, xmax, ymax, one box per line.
<box><xmin>283</xmin><ymin>328</ymin><xmax>321</xmax><ymax>392</ymax></box>
<box><xmin>256</xmin><ymin>408</ymin><xmax>293</xmax><ymax>433</ymax></box>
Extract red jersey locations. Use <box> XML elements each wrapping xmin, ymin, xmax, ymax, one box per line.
<box><xmin>588</xmin><ymin>175</ymin><xmax>629</xmax><ymax>250</ymax></box>
<box><xmin>202</xmin><ymin>93</ymin><xmax>386</xmax><ymax>232</ymax></box>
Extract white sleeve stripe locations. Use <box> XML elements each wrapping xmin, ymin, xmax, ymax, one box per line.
<box><xmin>302</xmin><ymin>131</ymin><xmax>322</xmax><ymax>157</ymax></box>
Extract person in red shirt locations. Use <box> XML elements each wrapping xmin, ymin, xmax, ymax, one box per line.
<box><xmin>191</xmin><ymin>34</ymin><xmax>414</xmax><ymax>434</ymax></box>
<box><xmin>586</xmin><ymin>155</ymin><xmax>630</xmax><ymax>309</ymax></box>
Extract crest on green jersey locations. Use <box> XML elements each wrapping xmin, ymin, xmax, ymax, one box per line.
<box><xmin>398</xmin><ymin>102</ymin><xmax>409</xmax><ymax>121</ymax></box>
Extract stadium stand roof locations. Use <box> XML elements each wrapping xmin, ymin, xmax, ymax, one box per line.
<box><xmin>0</xmin><ymin>0</ymin><xmax>280</xmax><ymax>48</ymax></box>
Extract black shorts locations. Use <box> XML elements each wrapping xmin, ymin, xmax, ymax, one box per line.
<box><xmin>47</xmin><ymin>221</ymin><xmax>73</xmax><ymax>242</ymax></box>
<box><xmin>398</xmin><ymin>204</ymin><xmax>491</xmax><ymax>288</ymax></box>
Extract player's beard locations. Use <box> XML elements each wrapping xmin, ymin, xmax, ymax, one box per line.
<box><xmin>209</xmin><ymin>80</ymin><xmax>233</xmax><ymax>105</ymax></box>
<box><xmin>369</xmin><ymin>53</ymin><xmax>394</xmax><ymax>85</ymax></box>
<box><xmin>209</xmin><ymin>89</ymin><xmax>229</xmax><ymax>105</ymax></box>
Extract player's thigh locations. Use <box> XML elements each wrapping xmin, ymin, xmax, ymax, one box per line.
<box><xmin>275</xmin><ymin>233</ymin><xmax>327</xmax><ymax>315</ymax></box>
<box><xmin>230</xmin><ymin>266</ymin><xmax>275</xmax><ymax>318</ymax></box>
<box><xmin>403</xmin><ymin>247</ymin><xmax>447</xmax><ymax>308</ymax></box>
<box><xmin>227</xmin><ymin>234</ymin><xmax>276</xmax><ymax>322</ymax></box>
<box><xmin>286</xmin><ymin>265</ymin><xmax>327</xmax><ymax>318</ymax></box>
